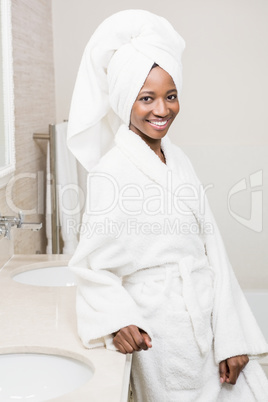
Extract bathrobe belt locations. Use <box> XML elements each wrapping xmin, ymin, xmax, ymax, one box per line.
<box><xmin>176</xmin><ymin>256</ymin><xmax>212</xmax><ymax>355</ymax></box>
<box><xmin>125</xmin><ymin>255</ymin><xmax>212</xmax><ymax>355</ymax></box>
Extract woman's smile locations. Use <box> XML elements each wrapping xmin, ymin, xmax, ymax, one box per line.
<box><xmin>146</xmin><ymin>118</ymin><xmax>171</xmax><ymax>130</ymax></box>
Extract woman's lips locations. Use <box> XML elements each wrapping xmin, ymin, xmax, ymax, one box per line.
<box><xmin>147</xmin><ymin>119</ymin><xmax>170</xmax><ymax>130</ymax></box>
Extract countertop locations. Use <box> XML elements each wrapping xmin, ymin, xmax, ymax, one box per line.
<box><xmin>0</xmin><ymin>254</ymin><xmax>131</xmax><ymax>401</ymax></box>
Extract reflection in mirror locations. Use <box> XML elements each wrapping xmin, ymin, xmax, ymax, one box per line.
<box><xmin>0</xmin><ymin>0</ymin><xmax>15</xmax><ymax>184</ymax></box>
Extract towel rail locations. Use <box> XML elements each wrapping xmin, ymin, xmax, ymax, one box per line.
<box><xmin>33</xmin><ymin>124</ymin><xmax>60</xmax><ymax>254</ymax></box>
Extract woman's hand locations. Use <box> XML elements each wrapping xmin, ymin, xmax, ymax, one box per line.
<box><xmin>219</xmin><ymin>355</ymin><xmax>249</xmax><ymax>385</ymax></box>
<box><xmin>113</xmin><ymin>325</ymin><xmax>152</xmax><ymax>354</ymax></box>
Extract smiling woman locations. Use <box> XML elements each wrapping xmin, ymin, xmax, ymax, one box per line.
<box><xmin>66</xmin><ymin>9</ymin><xmax>268</xmax><ymax>402</ymax></box>
<box><xmin>0</xmin><ymin>0</ymin><xmax>15</xmax><ymax>186</ymax></box>
<box><xmin>129</xmin><ymin>65</ymin><xmax>180</xmax><ymax>163</ymax></box>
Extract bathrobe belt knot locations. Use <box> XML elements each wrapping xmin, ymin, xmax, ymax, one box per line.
<box><xmin>126</xmin><ymin>255</ymin><xmax>213</xmax><ymax>356</ymax></box>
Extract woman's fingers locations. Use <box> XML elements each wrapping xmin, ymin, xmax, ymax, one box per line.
<box><xmin>113</xmin><ymin>336</ymin><xmax>134</xmax><ymax>354</ymax></box>
<box><xmin>131</xmin><ymin>326</ymin><xmax>152</xmax><ymax>350</ymax></box>
<box><xmin>225</xmin><ymin>358</ymin><xmax>239</xmax><ymax>384</ymax></box>
<box><xmin>140</xmin><ymin>330</ymin><xmax>152</xmax><ymax>348</ymax></box>
<box><xmin>226</xmin><ymin>355</ymin><xmax>249</xmax><ymax>385</ymax></box>
<box><xmin>219</xmin><ymin>355</ymin><xmax>249</xmax><ymax>385</ymax></box>
<box><xmin>219</xmin><ymin>360</ymin><xmax>228</xmax><ymax>384</ymax></box>
<box><xmin>113</xmin><ymin>325</ymin><xmax>152</xmax><ymax>354</ymax></box>
<box><xmin>118</xmin><ymin>325</ymin><xmax>145</xmax><ymax>351</ymax></box>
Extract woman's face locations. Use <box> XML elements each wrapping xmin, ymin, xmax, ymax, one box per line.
<box><xmin>129</xmin><ymin>66</ymin><xmax>180</xmax><ymax>142</ymax></box>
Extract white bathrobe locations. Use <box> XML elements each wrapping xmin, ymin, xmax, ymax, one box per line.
<box><xmin>69</xmin><ymin>124</ymin><xmax>268</xmax><ymax>401</ymax></box>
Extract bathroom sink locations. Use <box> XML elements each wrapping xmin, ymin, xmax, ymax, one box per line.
<box><xmin>12</xmin><ymin>266</ymin><xmax>77</xmax><ymax>287</ymax></box>
<box><xmin>0</xmin><ymin>352</ymin><xmax>94</xmax><ymax>401</ymax></box>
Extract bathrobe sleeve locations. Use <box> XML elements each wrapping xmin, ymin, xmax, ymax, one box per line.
<box><xmin>68</xmin><ymin>171</ymin><xmax>151</xmax><ymax>350</ymax></box>
<box><xmin>204</xmin><ymin>204</ymin><xmax>268</xmax><ymax>363</ymax></box>
<box><xmin>182</xmin><ymin>153</ymin><xmax>268</xmax><ymax>364</ymax></box>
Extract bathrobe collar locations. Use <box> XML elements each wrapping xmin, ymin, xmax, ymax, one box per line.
<box><xmin>114</xmin><ymin>124</ymin><xmax>200</xmax><ymax>217</ymax></box>
<box><xmin>115</xmin><ymin>124</ymin><xmax>176</xmax><ymax>181</ymax></box>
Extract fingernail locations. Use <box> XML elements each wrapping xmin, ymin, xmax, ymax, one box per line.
<box><xmin>220</xmin><ymin>377</ymin><xmax>224</xmax><ymax>384</ymax></box>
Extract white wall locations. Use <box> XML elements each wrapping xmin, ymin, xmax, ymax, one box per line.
<box><xmin>52</xmin><ymin>0</ymin><xmax>268</xmax><ymax>286</ymax></box>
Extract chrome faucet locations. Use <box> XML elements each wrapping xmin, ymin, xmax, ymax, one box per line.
<box><xmin>0</xmin><ymin>211</ymin><xmax>42</xmax><ymax>239</ymax></box>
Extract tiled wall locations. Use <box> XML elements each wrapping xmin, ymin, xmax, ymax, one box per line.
<box><xmin>0</xmin><ymin>0</ymin><xmax>55</xmax><ymax>261</ymax></box>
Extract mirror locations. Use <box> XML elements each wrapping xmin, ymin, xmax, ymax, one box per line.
<box><xmin>0</xmin><ymin>0</ymin><xmax>15</xmax><ymax>186</ymax></box>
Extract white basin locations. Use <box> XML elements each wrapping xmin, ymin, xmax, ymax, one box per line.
<box><xmin>0</xmin><ymin>352</ymin><xmax>94</xmax><ymax>401</ymax></box>
<box><xmin>13</xmin><ymin>266</ymin><xmax>77</xmax><ymax>287</ymax></box>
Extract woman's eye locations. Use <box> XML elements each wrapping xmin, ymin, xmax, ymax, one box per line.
<box><xmin>167</xmin><ymin>94</ymin><xmax>177</xmax><ymax>100</ymax></box>
<box><xmin>140</xmin><ymin>96</ymin><xmax>152</xmax><ymax>102</ymax></box>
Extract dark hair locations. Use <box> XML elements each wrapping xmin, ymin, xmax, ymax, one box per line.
<box><xmin>151</xmin><ymin>62</ymin><xmax>159</xmax><ymax>69</ymax></box>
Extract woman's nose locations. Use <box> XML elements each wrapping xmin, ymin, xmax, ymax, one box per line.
<box><xmin>153</xmin><ymin>98</ymin><xmax>169</xmax><ymax>117</ymax></box>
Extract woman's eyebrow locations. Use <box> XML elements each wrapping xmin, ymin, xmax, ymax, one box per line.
<box><xmin>139</xmin><ymin>90</ymin><xmax>155</xmax><ymax>96</ymax></box>
<box><xmin>139</xmin><ymin>88</ymin><xmax>177</xmax><ymax>96</ymax></box>
<box><xmin>167</xmin><ymin>88</ymin><xmax>177</xmax><ymax>94</ymax></box>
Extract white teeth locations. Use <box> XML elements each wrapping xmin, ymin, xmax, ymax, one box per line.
<box><xmin>149</xmin><ymin>120</ymin><xmax>168</xmax><ymax>126</ymax></box>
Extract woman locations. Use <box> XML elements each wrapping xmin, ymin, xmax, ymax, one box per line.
<box><xmin>67</xmin><ymin>10</ymin><xmax>268</xmax><ymax>401</ymax></box>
